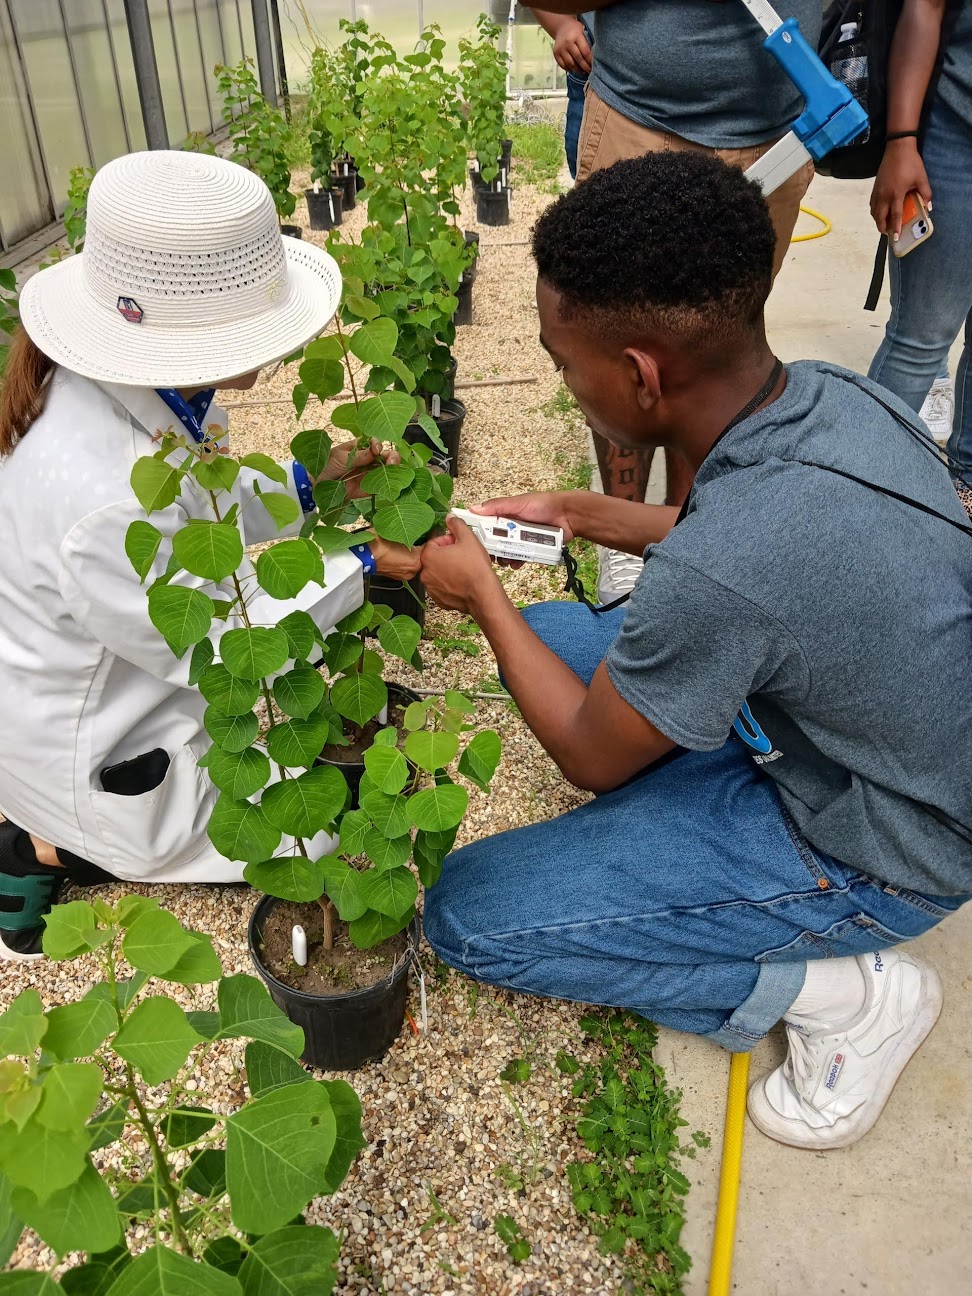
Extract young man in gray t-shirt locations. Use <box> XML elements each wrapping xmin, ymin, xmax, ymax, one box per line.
<box><xmin>420</xmin><ymin>153</ymin><xmax>972</xmax><ymax>1151</ymax></box>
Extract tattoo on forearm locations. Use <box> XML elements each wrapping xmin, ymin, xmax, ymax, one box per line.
<box><xmin>591</xmin><ymin>432</ymin><xmax>656</xmax><ymax>503</ymax></box>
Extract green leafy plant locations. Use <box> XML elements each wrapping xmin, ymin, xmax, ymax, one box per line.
<box><xmin>494</xmin><ymin>1214</ymin><xmax>531</xmax><ymax>1264</ymax></box>
<box><xmin>460</xmin><ymin>15</ymin><xmax>510</xmax><ymax>184</ymax></box>
<box><xmin>0</xmin><ymin>895</ymin><xmax>363</xmax><ymax>1287</ymax></box>
<box><xmin>306</xmin><ymin>47</ymin><xmax>342</xmax><ymax>187</ymax></box>
<box><xmin>63</xmin><ymin>164</ymin><xmax>94</xmax><ymax>252</ymax></box>
<box><xmin>217</xmin><ymin>58</ymin><xmax>295</xmax><ymax>222</ymax></box>
<box><xmin>565</xmin><ymin>1012</ymin><xmax>703</xmax><ymax>1294</ymax></box>
<box><xmin>128</xmin><ymin>299</ymin><xmax>500</xmax><ymax>961</ymax></box>
<box><xmin>0</xmin><ymin>269</ymin><xmax>17</xmax><ymax>380</ymax></box>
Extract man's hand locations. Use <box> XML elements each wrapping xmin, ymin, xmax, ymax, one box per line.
<box><xmin>472</xmin><ymin>491</ymin><xmax>576</xmax><ymax>542</ymax></box>
<box><xmin>369</xmin><ymin>537</ymin><xmax>421</xmax><ymax>582</ymax></box>
<box><xmin>316</xmin><ymin>439</ymin><xmax>401</xmax><ymax>499</ymax></box>
<box><xmin>420</xmin><ymin>516</ymin><xmax>500</xmax><ymax>614</ymax></box>
<box><xmin>870</xmin><ymin>139</ymin><xmax>932</xmax><ymax>237</ymax></box>
<box><xmin>553</xmin><ymin>16</ymin><xmax>592</xmax><ymax>74</ymax></box>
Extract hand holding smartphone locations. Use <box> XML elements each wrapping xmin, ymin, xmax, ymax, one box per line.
<box><xmin>892</xmin><ymin>191</ymin><xmax>934</xmax><ymax>258</ymax></box>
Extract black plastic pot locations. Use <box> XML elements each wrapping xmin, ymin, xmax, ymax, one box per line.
<box><xmin>443</xmin><ymin>355</ymin><xmax>458</xmax><ymax>401</ymax></box>
<box><xmin>500</xmin><ymin>138</ymin><xmax>513</xmax><ymax>167</ymax></box>
<box><xmin>280</xmin><ymin>224</ymin><xmax>303</xmax><ymax>239</ymax></box>
<box><xmin>463</xmin><ymin>229</ymin><xmax>480</xmax><ymax>280</ymax></box>
<box><xmin>332</xmin><ymin>163</ymin><xmax>357</xmax><ymax>211</ymax></box>
<box><xmin>469</xmin><ymin>165</ymin><xmax>487</xmax><ymax>191</ymax></box>
<box><xmin>405</xmin><ymin>397</ymin><xmax>466</xmax><ymax>476</ymax></box>
<box><xmin>454</xmin><ymin>273</ymin><xmax>473</xmax><ymax>327</ymax></box>
<box><xmin>476</xmin><ymin>185</ymin><xmax>510</xmax><ymax>227</ymax></box>
<box><xmin>249</xmin><ymin>897</ymin><xmax>420</xmax><ymax>1070</ymax></box>
<box><xmin>305</xmin><ymin>186</ymin><xmax>344</xmax><ymax>231</ymax></box>
<box><xmin>316</xmin><ymin>682</ymin><xmax>421</xmax><ymax>806</ymax></box>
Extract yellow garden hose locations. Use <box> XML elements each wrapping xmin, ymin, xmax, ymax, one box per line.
<box><xmin>791</xmin><ymin>204</ymin><xmax>832</xmax><ymax>242</ymax></box>
<box><xmin>707</xmin><ymin>1051</ymin><xmax>752</xmax><ymax>1296</ymax></box>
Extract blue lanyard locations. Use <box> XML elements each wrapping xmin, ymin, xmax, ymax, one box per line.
<box><xmin>156</xmin><ymin>387</ymin><xmax>217</xmax><ymax>446</ymax></box>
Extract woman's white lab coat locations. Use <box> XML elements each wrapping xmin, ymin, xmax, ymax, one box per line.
<box><xmin>0</xmin><ymin>368</ymin><xmax>363</xmax><ymax>882</ymax></box>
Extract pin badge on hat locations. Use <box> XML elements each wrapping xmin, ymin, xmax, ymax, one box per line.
<box><xmin>117</xmin><ymin>296</ymin><xmax>143</xmax><ymax>324</ymax></box>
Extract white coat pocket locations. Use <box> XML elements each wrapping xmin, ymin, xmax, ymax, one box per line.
<box><xmin>87</xmin><ymin>743</ymin><xmax>218</xmax><ymax>882</ymax></box>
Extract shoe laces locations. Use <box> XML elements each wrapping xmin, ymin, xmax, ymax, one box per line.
<box><xmin>604</xmin><ymin>548</ymin><xmax>643</xmax><ymax>582</ymax></box>
<box><xmin>923</xmin><ymin>384</ymin><xmax>953</xmax><ymax>425</ymax></box>
<box><xmin>783</xmin><ymin>1021</ymin><xmax>830</xmax><ymax>1095</ymax></box>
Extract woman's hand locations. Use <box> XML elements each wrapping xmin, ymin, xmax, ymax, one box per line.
<box><xmin>369</xmin><ymin>536</ymin><xmax>421</xmax><ymax>582</ymax></box>
<box><xmin>420</xmin><ymin>517</ymin><xmax>499</xmax><ymax>615</ymax></box>
<box><xmin>472</xmin><ymin>491</ymin><xmax>576</xmax><ymax>542</ymax></box>
<box><xmin>553</xmin><ymin>17</ymin><xmax>593</xmax><ymax>74</ymax></box>
<box><xmin>870</xmin><ymin>139</ymin><xmax>932</xmax><ymax>238</ymax></box>
<box><xmin>316</xmin><ymin>439</ymin><xmax>401</xmax><ymax>499</ymax></box>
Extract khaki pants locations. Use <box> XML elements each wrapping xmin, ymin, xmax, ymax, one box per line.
<box><xmin>577</xmin><ymin>85</ymin><xmax>813</xmax><ymax>277</ymax></box>
<box><xmin>576</xmin><ymin>87</ymin><xmax>813</xmax><ymax>506</ymax></box>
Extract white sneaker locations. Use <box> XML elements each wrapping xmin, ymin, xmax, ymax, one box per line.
<box><xmin>919</xmin><ymin>377</ymin><xmax>954</xmax><ymax>446</ymax></box>
<box><xmin>747</xmin><ymin>949</ymin><xmax>943</xmax><ymax>1150</ymax></box>
<box><xmin>596</xmin><ymin>547</ymin><xmax>643</xmax><ymax>605</ymax></box>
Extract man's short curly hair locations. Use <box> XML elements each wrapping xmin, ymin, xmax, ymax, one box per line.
<box><xmin>532</xmin><ymin>151</ymin><xmax>776</xmax><ymax>354</ymax></box>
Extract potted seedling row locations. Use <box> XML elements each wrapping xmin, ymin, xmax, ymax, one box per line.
<box><xmin>216</xmin><ymin>58</ymin><xmax>300</xmax><ymax>237</ymax></box>
<box><xmin>130</xmin><ymin>302</ymin><xmax>501</xmax><ymax>1069</ymax></box>
<box><xmin>460</xmin><ymin>17</ymin><xmax>512</xmax><ymax>227</ymax></box>
<box><xmin>305</xmin><ymin>46</ymin><xmax>347</xmax><ymax>231</ymax></box>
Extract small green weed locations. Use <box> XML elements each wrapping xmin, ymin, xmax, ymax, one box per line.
<box><xmin>509</xmin><ymin>122</ymin><xmax>566</xmax><ymax>193</ymax></box>
<box><xmin>564</xmin><ymin>1011</ymin><xmax>703</xmax><ymax>1294</ymax></box>
<box><xmin>494</xmin><ymin>1214</ymin><xmax>532</xmax><ymax>1263</ymax></box>
<box><xmin>419</xmin><ymin>1184</ymin><xmax>459</xmax><ymax>1234</ymax></box>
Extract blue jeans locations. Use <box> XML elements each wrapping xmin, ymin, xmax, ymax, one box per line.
<box><xmin>423</xmin><ymin>601</ymin><xmax>965</xmax><ymax>1051</ymax></box>
<box><xmin>869</xmin><ymin>98</ymin><xmax>972</xmax><ymax>475</ymax></box>
<box><xmin>565</xmin><ymin>71</ymin><xmax>588</xmax><ymax>180</ymax></box>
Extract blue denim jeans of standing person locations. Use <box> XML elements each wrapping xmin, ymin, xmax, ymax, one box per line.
<box><xmin>423</xmin><ymin>600</ymin><xmax>967</xmax><ymax>1052</ymax></box>
<box><xmin>869</xmin><ymin>97</ymin><xmax>972</xmax><ymax>478</ymax></box>
<box><xmin>565</xmin><ymin>70</ymin><xmax>589</xmax><ymax>179</ymax></box>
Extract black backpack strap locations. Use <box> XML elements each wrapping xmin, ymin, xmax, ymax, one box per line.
<box><xmin>864</xmin><ymin>235</ymin><xmax>887</xmax><ymax>311</ymax></box>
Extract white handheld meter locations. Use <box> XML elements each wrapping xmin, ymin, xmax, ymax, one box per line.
<box><xmin>450</xmin><ymin>508</ymin><xmax>564</xmax><ymax>565</ymax></box>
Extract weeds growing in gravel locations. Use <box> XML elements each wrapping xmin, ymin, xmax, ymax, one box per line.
<box><xmin>564</xmin><ymin>1011</ymin><xmax>703</xmax><ymax>1295</ymax></box>
<box><xmin>509</xmin><ymin>122</ymin><xmax>568</xmax><ymax>193</ymax></box>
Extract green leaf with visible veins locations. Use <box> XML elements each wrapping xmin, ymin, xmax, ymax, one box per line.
<box><xmin>320</xmin><ymin>858</ymin><xmax>367</xmax><ymax>922</ymax></box>
<box><xmin>257</xmin><ymin>492</ymin><xmax>301</xmax><ymax>532</ymax></box>
<box><xmin>376</xmin><ymin>615</ymin><xmax>422</xmax><ymax>664</ymax></box>
<box><xmin>240</xmin><ymin>453</ymin><xmax>288</xmax><ymax>485</ymax></box>
<box><xmin>273</xmin><ymin>666</ymin><xmax>325</xmax><ymax>719</ymax></box>
<box><xmin>220</xmin><ymin>627</ymin><xmax>290</xmax><ymax>680</ymax></box>
<box><xmin>205</xmin><ymin>745</ymin><xmax>271</xmax><ymax>801</ymax></box>
<box><xmin>37</xmin><ymin>1063</ymin><xmax>101</xmax><ymax>1131</ymax></box>
<box><xmin>238</xmin><ymin>1224</ymin><xmax>340</xmax><ymax>1296</ymax></box>
<box><xmin>112</xmin><ymin>998</ymin><xmax>202</xmax><ymax>1086</ymax></box>
<box><xmin>360</xmin><ymin>790</ymin><xmax>411</xmax><ymax>839</ymax></box>
<box><xmin>261</xmin><ymin>766</ymin><xmax>347</xmax><ymax>838</ymax></box>
<box><xmin>358</xmin><ymin>866</ymin><xmax>417</xmax><ymax>919</ymax></box>
<box><xmin>330</xmin><ymin>673</ymin><xmax>386</xmax><ymax>727</ymax></box>
<box><xmin>348</xmin><ymin>317</ymin><xmax>398</xmax><ymax>366</ymax></box>
<box><xmin>42</xmin><ymin>902</ymin><xmax>109</xmax><ymax>961</ymax></box>
<box><xmin>356</xmin><ymin>392</ymin><xmax>417</xmax><ymax>441</ymax></box>
<box><xmin>277</xmin><ymin>611</ymin><xmax>319</xmax><ymax>661</ymax></box>
<box><xmin>147</xmin><ymin>584</ymin><xmax>214</xmax><ymax>656</ymax></box>
<box><xmin>409</xmin><ymin>783</ymin><xmax>469</xmax><ymax>832</ymax></box>
<box><xmin>205</xmin><ymin>707</ymin><xmax>259</xmax><ymax>753</ymax></box>
<box><xmin>243</xmin><ymin>856</ymin><xmax>327</xmax><ymax>903</ymax></box>
<box><xmin>42</xmin><ymin>994</ymin><xmax>115</xmax><ymax>1062</ymax></box>
<box><xmin>199</xmin><ymin>664</ymin><xmax>260</xmax><ymax>715</ymax></box>
<box><xmin>0</xmin><ymin>990</ymin><xmax>47</xmax><ymax>1056</ymax></box>
<box><xmin>226</xmin><ymin>1084</ymin><xmax>336</xmax><ymax>1234</ymax></box>
<box><xmin>12</xmin><ymin>1160</ymin><xmax>121</xmax><ymax>1258</ymax></box>
<box><xmin>265</xmin><ymin>713</ymin><xmax>334</xmax><ymax>768</ymax></box>
<box><xmin>372</xmin><ymin>498</ymin><xmax>434</xmax><ymax>547</ymax></box>
<box><xmin>362</xmin><ymin>745</ymin><xmax>408</xmax><ymax>794</ymax></box>
<box><xmin>256</xmin><ymin>541</ymin><xmax>318</xmax><ymax>601</ymax></box>
<box><xmin>458</xmin><ymin>729</ymin><xmax>502</xmax><ymax>792</ymax></box>
<box><xmin>244</xmin><ymin>1041</ymin><xmax>313</xmax><ymax>1100</ymax></box>
<box><xmin>172</xmin><ymin>522</ymin><xmax>243</xmax><ymax>582</ymax></box>
<box><xmin>0</xmin><ymin>1115</ymin><xmax>90</xmax><ymax>1203</ymax></box>
<box><xmin>208</xmin><ymin>797</ymin><xmax>281</xmax><ymax>863</ymax></box>
<box><xmin>404</xmin><ymin>730</ymin><xmax>459</xmax><ymax>773</ymax></box>
<box><xmin>289</xmin><ymin>428</ymin><xmax>334</xmax><ymax>478</ymax></box>
<box><xmin>130</xmin><ymin>457</ymin><xmax>180</xmax><ymax>514</ymax></box>
<box><xmin>122</xmin><ymin>908</ymin><xmax>196</xmax><ymax>976</ymax></box>
<box><xmin>124</xmin><ymin>521</ymin><xmax>163</xmax><ymax>582</ymax></box>
<box><xmin>216</xmin><ymin>976</ymin><xmax>304</xmax><ymax>1057</ymax></box>
<box><xmin>104</xmin><ymin>1244</ymin><xmax>243</xmax><ymax>1295</ymax></box>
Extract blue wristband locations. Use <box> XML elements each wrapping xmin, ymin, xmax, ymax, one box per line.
<box><xmin>350</xmin><ymin>541</ymin><xmax>377</xmax><ymax>575</ymax></box>
<box><xmin>292</xmin><ymin>462</ymin><xmax>316</xmax><ymax>514</ymax></box>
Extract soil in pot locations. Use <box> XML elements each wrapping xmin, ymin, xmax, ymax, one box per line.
<box><xmin>305</xmin><ymin>186</ymin><xmax>343</xmax><ymax>231</ymax></box>
<box><xmin>405</xmin><ymin>397</ymin><xmax>466</xmax><ymax>473</ymax></box>
<box><xmin>454</xmin><ymin>273</ymin><xmax>473</xmax><ymax>327</ymax></box>
<box><xmin>476</xmin><ymin>185</ymin><xmax>510</xmax><ymax>227</ymax></box>
<box><xmin>249</xmin><ymin>897</ymin><xmax>419</xmax><ymax>1069</ymax></box>
<box><xmin>259</xmin><ymin>899</ymin><xmax>409</xmax><ymax>996</ymax></box>
<box><xmin>317</xmin><ymin>684</ymin><xmax>418</xmax><ymax>803</ymax></box>
<box><xmin>281</xmin><ymin>224</ymin><xmax>303</xmax><ymax>239</ymax></box>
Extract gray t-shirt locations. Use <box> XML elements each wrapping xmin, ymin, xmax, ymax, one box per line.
<box><xmin>589</xmin><ymin>0</ymin><xmax>824</xmax><ymax>148</ymax></box>
<box><xmin>937</xmin><ymin>2</ymin><xmax>972</xmax><ymax>132</ymax></box>
<box><xmin>605</xmin><ymin>361</ymin><xmax>972</xmax><ymax>896</ymax></box>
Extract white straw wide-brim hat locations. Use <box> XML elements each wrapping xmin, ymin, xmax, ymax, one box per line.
<box><xmin>19</xmin><ymin>150</ymin><xmax>341</xmax><ymax>387</ymax></box>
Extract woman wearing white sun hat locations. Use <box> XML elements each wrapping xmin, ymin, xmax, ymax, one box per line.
<box><xmin>0</xmin><ymin>150</ymin><xmax>418</xmax><ymax>961</ymax></box>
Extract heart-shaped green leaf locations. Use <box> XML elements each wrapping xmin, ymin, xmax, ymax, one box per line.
<box><xmin>205</xmin><ymin>707</ymin><xmax>259</xmax><ymax>753</ymax></box>
<box><xmin>348</xmin><ymin>317</ymin><xmax>398</xmax><ymax>366</ymax></box>
<box><xmin>458</xmin><ymin>729</ymin><xmax>502</xmax><ymax>792</ymax></box>
<box><xmin>299</xmin><ymin>356</ymin><xmax>345</xmax><ymax>402</ymax></box>
<box><xmin>330</xmin><ymin>674</ymin><xmax>387</xmax><ymax>727</ymax></box>
<box><xmin>358</xmin><ymin>865</ymin><xmax>417</xmax><ymax>919</ymax></box>
<box><xmin>148</xmin><ymin>584</ymin><xmax>215</xmax><ymax>656</ymax></box>
<box><xmin>0</xmin><ymin>990</ymin><xmax>47</xmax><ymax>1056</ymax></box>
<box><xmin>208</xmin><ymin>796</ymin><xmax>282</xmax><ymax>863</ymax></box>
<box><xmin>258</xmin><ymin>492</ymin><xmax>301</xmax><ymax>532</ymax></box>
<box><xmin>240</xmin><ymin>453</ymin><xmax>288</xmax><ymax>485</ymax></box>
<box><xmin>372</xmin><ymin>498</ymin><xmax>435</xmax><ymax>547</ymax></box>
<box><xmin>256</xmin><ymin>541</ymin><xmax>318</xmax><ymax>601</ymax></box>
<box><xmin>189</xmin><ymin>638</ymin><xmax>215</xmax><ymax>685</ymax></box>
<box><xmin>217</xmin><ymin>976</ymin><xmax>304</xmax><ymax>1057</ymax></box>
<box><xmin>113</xmin><ymin>998</ymin><xmax>202</xmax><ymax>1085</ymax></box>
<box><xmin>12</xmin><ymin>1158</ymin><xmax>121</xmax><ymax>1258</ymax></box>
<box><xmin>205</xmin><ymin>745</ymin><xmax>271</xmax><ymax>801</ymax></box>
<box><xmin>266</xmin><ymin>712</ymin><xmax>334</xmax><ymax>768</ymax></box>
<box><xmin>362</xmin><ymin>829</ymin><xmax>411</xmax><ymax>871</ymax></box>
<box><xmin>261</xmin><ymin>766</ymin><xmax>348</xmax><ymax>838</ymax></box>
<box><xmin>360</xmin><ymin>790</ymin><xmax>411</xmax><ymax>839</ymax></box>
<box><xmin>277</xmin><ymin>610</ymin><xmax>320</xmax><ymax>662</ymax></box>
<box><xmin>243</xmin><ymin>856</ymin><xmax>327</xmax><ymax>903</ymax></box>
<box><xmin>244</xmin><ymin>1041</ymin><xmax>313</xmax><ymax>1100</ymax></box>
<box><xmin>405</xmin><ymin>730</ymin><xmax>459</xmax><ymax>773</ymax></box>
<box><xmin>172</xmin><ymin>522</ymin><xmax>243</xmax><ymax>582</ymax></box>
<box><xmin>359</xmin><ymin>463</ymin><xmax>415</xmax><ymax>500</ymax></box>
<box><xmin>131</xmin><ymin>457</ymin><xmax>180</xmax><ymax>514</ymax></box>
<box><xmin>199</xmin><ymin>664</ymin><xmax>261</xmax><ymax>715</ymax></box>
<box><xmin>122</xmin><ymin>908</ymin><xmax>196</xmax><ymax>976</ymax></box>
<box><xmin>311</xmin><ymin>479</ymin><xmax>346</xmax><ymax>518</ymax></box>
<box><xmin>409</xmin><ymin>783</ymin><xmax>469</xmax><ymax>832</ymax></box>
<box><xmin>105</xmin><ymin>1243</ymin><xmax>242</xmax><ymax>1295</ymax></box>
<box><xmin>356</xmin><ymin>391</ymin><xmax>417</xmax><ymax>441</ymax></box>
<box><xmin>322</xmin><ymin>632</ymin><xmax>364</xmax><ymax>675</ymax></box>
<box><xmin>320</xmin><ymin>858</ymin><xmax>367</xmax><ymax>921</ymax></box>
<box><xmin>362</xmin><ymin>745</ymin><xmax>408</xmax><ymax>794</ymax></box>
<box><xmin>237</xmin><ymin>1223</ymin><xmax>340</xmax><ymax>1295</ymax></box>
<box><xmin>290</xmin><ymin>428</ymin><xmax>335</xmax><ymax>478</ymax></box>
<box><xmin>220</xmin><ymin>627</ymin><xmax>290</xmax><ymax>680</ymax></box>
<box><xmin>42</xmin><ymin>993</ymin><xmax>115</xmax><ymax>1062</ymax></box>
<box><xmin>348</xmin><ymin>907</ymin><xmax>413</xmax><ymax>950</ymax></box>
<box><xmin>273</xmin><ymin>667</ymin><xmax>326</xmax><ymax>720</ymax></box>
<box><xmin>337</xmin><ymin>809</ymin><xmax>370</xmax><ymax>856</ymax></box>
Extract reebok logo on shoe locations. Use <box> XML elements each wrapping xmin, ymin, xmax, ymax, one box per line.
<box><xmin>824</xmin><ymin>1052</ymin><xmax>845</xmax><ymax>1092</ymax></box>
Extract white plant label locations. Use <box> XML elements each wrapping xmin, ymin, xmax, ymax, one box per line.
<box><xmin>328</xmin><ymin>193</ymin><xmax>335</xmax><ymax>222</ymax></box>
<box><xmin>312</xmin><ymin>179</ymin><xmax>320</xmax><ymax>194</ymax></box>
<box><xmin>431</xmin><ymin>394</ymin><xmax>441</xmax><ymax>418</ymax></box>
<box><xmin>378</xmin><ymin>702</ymin><xmax>389</xmax><ymax>726</ymax></box>
<box><xmin>291</xmin><ymin>924</ymin><xmax>308</xmax><ymax>966</ymax></box>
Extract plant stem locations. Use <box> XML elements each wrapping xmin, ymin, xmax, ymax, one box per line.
<box><xmin>317</xmin><ymin>896</ymin><xmax>336</xmax><ymax>950</ymax></box>
<box><xmin>127</xmin><ymin>1064</ymin><xmax>191</xmax><ymax>1253</ymax></box>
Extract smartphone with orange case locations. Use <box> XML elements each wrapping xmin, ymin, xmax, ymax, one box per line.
<box><xmin>892</xmin><ymin>191</ymin><xmax>934</xmax><ymax>258</ymax></box>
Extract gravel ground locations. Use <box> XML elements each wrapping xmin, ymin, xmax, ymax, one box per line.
<box><xmin>4</xmin><ymin>163</ymin><xmax>664</xmax><ymax>1294</ymax></box>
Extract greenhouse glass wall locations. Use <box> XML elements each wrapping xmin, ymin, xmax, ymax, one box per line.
<box><xmin>0</xmin><ymin>1</ymin><xmax>559</xmax><ymax>254</ymax></box>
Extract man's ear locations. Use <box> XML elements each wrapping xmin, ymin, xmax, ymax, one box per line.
<box><xmin>625</xmin><ymin>347</ymin><xmax>662</xmax><ymax>413</ymax></box>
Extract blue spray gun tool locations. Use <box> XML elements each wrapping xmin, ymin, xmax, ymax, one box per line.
<box><xmin>740</xmin><ymin>0</ymin><xmax>869</xmax><ymax>195</ymax></box>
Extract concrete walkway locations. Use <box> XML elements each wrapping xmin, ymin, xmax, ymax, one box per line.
<box><xmin>653</xmin><ymin>174</ymin><xmax>971</xmax><ymax>1296</ymax></box>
